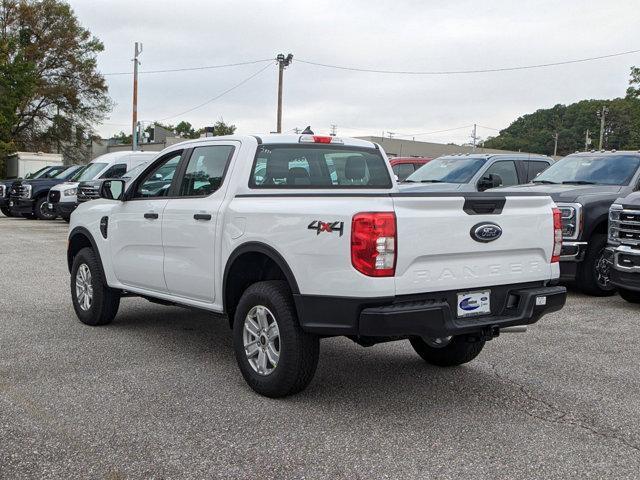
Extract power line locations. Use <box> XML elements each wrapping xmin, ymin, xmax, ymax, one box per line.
<box><xmin>156</xmin><ymin>62</ymin><xmax>273</xmax><ymax>122</ymax></box>
<box><xmin>476</xmin><ymin>125</ymin><xmax>501</xmax><ymax>131</ymax></box>
<box><xmin>296</xmin><ymin>48</ymin><xmax>640</xmax><ymax>75</ymax></box>
<box><xmin>102</xmin><ymin>58</ymin><xmax>273</xmax><ymax>76</ymax></box>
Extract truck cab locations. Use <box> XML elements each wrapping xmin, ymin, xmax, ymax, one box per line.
<box><xmin>47</xmin><ymin>151</ymin><xmax>157</xmax><ymax>221</ymax></box>
<box><xmin>494</xmin><ymin>151</ymin><xmax>640</xmax><ymax>296</ymax></box>
<box><xmin>400</xmin><ymin>153</ymin><xmax>553</xmax><ymax>192</ymax></box>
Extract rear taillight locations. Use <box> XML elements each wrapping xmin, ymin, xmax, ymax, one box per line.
<box><xmin>351</xmin><ymin>212</ymin><xmax>397</xmax><ymax>277</ymax></box>
<box><xmin>299</xmin><ymin>134</ymin><xmax>344</xmax><ymax>144</ymax></box>
<box><xmin>552</xmin><ymin>207</ymin><xmax>562</xmax><ymax>263</ymax></box>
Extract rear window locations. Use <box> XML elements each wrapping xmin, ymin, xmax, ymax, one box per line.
<box><xmin>250</xmin><ymin>144</ymin><xmax>392</xmax><ymax>189</ymax></box>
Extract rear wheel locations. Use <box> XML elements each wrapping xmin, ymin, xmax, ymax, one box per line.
<box><xmin>618</xmin><ymin>288</ymin><xmax>640</xmax><ymax>304</ymax></box>
<box><xmin>35</xmin><ymin>197</ymin><xmax>56</xmax><ymax>220</ymax></box>
<box><xmin>71</xmin><ymin>247</ymin><xmax>120</xmax><ymax>326</ymax></box>
<box><xmin>0</xmin><ymin>206</ymin><xmax>12</xmax><ymax>217</ymax></box>
<box><xmin>232</xmin><ymin>281</ymin><xmax>319</xmax><ymax>397</ymax></box>
<box><xmin>578</xmin><ymin>234</ymin><xmax>616</xmax><ymax>296</ymax></box>
<box><xmin>410</xmin><ymin>335</ymin><xmax>485</xmax><ymax>367</ymax></box>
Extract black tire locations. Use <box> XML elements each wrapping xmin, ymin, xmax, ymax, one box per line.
<box><xmin>618</xmin><ymin>288</ymin><xmax>640</xmax><ymax>304</ymax></box>
<box><xmin>0</xmin><ymin>206</ymin><xmax>12</xmax><ymax>217</ymax></box>
<box><xmin>70</xmin><ymin>247</ymin><xmax>120</xmax><ymax>326</ymax></box>
<box><xmin>21</xmin><ymin>213</ymin><xmax>35</xmax><ymax>219</ymax></box>
<box><xmin>232</xmin><ymin>280</ymin><xmax>319</xmax><ymax>398</ymax></box>
<box><xmin>577</xmin><ymin>234</ymin><xmax>616</xmax><ymax>296</ymax></box>
<box><xmin>35</xmin><ymin>196</ymin><xmax>56</xmax><ymax>220</ymax></box>
<box><xmin>410</xmin><ymin>335</ymin><xmax>485</xmax><ymax>367</ymax></box>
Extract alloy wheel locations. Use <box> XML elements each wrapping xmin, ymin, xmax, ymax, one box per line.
<box><xmin>243</xmin><ymin>305</ymin><xmax>280</xmax><ymax>376</ymax></box>
<box><xmin>75</xmin><ymin>264</ymin><xmax>93</xmax><ymax>311</ymax></box>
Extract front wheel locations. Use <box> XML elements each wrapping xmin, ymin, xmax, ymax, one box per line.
<box><xmin>0</xmin><ymin>206</ymin><xmax>12</xmax><ymax>217</ymax></box>
<box><xmin>578</xmin><ymin>234</ymin><xmax>616</xmax><ymax>296</ymax></box>
<box><xmin>35</xmin><ymin>197</ymin><xmax>56</xmax><ymax>220</ymax></box>
<box><xmin>233</xmin><ymin>281</ymin><xmax>319</xmax><ymax>397</ymax></box>
<box><xmin>71</xmin><ymin>247</ymin><xmax>120</xmax><ymax>326</ymax></box>
<box><xmin>410</xmin><ymin>335</ymin><xmax>485</xmax><ymax>367</ymax></box>
<box><xmin>618</xmin><ymin>288</ymin><xmax>640</xmax><ymax>304</ymax></box>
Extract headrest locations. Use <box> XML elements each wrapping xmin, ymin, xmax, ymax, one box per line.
<box><xmin>345</xmin><ymin>156</ymin><xmax>367</xmax><ymax>180</ymax></box>
<box><xmin>287</xmin><ymin>167</ymin><xmax>310</xmax><ymax>185</ymax></box>
<box><xmin>265</xmin><ymin>150</ymin><xmax>291</xmax><ymax>180</ymax></box>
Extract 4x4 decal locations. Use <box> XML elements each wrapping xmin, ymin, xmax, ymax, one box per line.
<box><xmin>308</xmin><ymin>220</ymin><xmax>344</xmax><ymax>237</ymax></box>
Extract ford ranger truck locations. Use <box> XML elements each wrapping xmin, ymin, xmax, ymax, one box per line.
<box><xmin>67</xmin><ymin>134</ymin><xmax>566</xmax><ymax>397</ymax></box>
<box><xmin>493</xmin><ymin>151</ymin><xmax>640</xmax><ymax>296</ymax></box>
<box><xmin>608</xmin><ymin>195</ymin><xmax>640</xmax><ymax>303</ymax></box>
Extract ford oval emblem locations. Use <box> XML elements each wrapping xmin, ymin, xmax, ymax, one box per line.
<box><xmin>470</xmin><ymin>222</ymin><xmax>502</xmax><ymax>243</ymax></box>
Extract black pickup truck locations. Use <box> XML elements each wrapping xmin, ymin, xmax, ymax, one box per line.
<box><xmin>0</xmin><ymin>165</ymin><xmax>70</xmax><ymax>217</ymax></box>
<box><xmin>494</xmin><ymin>150</ymin><xmax>640</xmax><ymax>296</ymax></box>
<box><xmin>607</xmin><ymin>192</ymin><xmax>640</xmax><ymax>303</ymax></box>
<box><xmin>9</xmin><ymin>165</ymin><xmax>83</xmax><ymax>220</ymax></box>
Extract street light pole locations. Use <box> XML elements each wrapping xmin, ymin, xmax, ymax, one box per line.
<box><xmin>276</xmin><ymin>53</ymin><xmax>293</xmax><ymax>133</ymax></box>
<box><xmin>553</xmin><ymin>132</ymin><xmax>559</xmax><ymax>157</ymax></box>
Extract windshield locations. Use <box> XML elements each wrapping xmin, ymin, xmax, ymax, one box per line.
<box><xmin>27</xmin><ymin>166</ymin><xmax>51</xmax><ymax>179</ymax></box>
<box><xmin>534</xmin><ymin>154</ymin><xmax>640</xmax><ymax>186</ymax></box>
<box><xmin>69</xmin><ymin>165</ymin><xmax>89</xmax><ymax>181</ymax></box>
<box><xmin>40</xmin><ymin>166</ymin><xmax>68</xmax><ymax>179</ymax></box>
<box><xmin>122</xmin><ymin>162</ymin><xmax>149</xmax><ymax>180</ymax></box>
<box><xmin>75</xmin><ymin>162</ymin><xmax>108</xmax><ymax>181</ymax></box>
<box><xmin>405</xmin><ymin>157</ymin><xmax>486</xmax><ymax>184</ymax></box>
<box><xmin>55</xmin><ymin>166</ymin><xmax>81</xmax><ymax>179</ymax></box>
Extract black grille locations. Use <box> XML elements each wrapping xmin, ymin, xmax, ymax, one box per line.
<box><xmin>10</xmin><ymin>183</ymin><xmax>23</xmax><ymax>199</ymax></box>
<box><xmin>48</xmin><ymin>190</ymin><xmax>61</xmax><ymax>204</ymax></box>
<box><xmin>0</xmin><ymin>185</ymin><xmax>5</xmax><ymax>198</ymax></box>
<box><xmin>77</xmin><ymin>185</ymin><xmax>100</xmax><ymax>203</ymax></box>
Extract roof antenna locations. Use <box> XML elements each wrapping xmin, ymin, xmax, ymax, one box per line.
<box><xmin>301</xmin><ymin>126</ymin><xmax>314</xmax><ymax>135</ymax></box>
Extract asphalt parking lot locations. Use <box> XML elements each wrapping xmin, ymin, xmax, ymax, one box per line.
<box><xmin>1</xmin><ymin>215</ymin><xmax>639</xmax><ymax>479</ymax></box>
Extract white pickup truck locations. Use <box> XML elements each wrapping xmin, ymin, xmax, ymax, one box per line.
<box><xmin>67</xmin><ymin>133</ymin><xmax>566</xmax><ymax>397</ymax></box>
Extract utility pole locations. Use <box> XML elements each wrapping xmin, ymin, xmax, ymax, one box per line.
<box><xmin>596</xmin><ymin>106</ymin><xmax>609</xmax><ymax>150</ymax></box>
<box><xmin>276</xmin><ymin>53</ymin><xmax>293</xmax><ymax>133</ymax></box>
<box><xmin>471</xmin><ymin>124</ymin><xmax>478</xmax><ymax>151</ymax></box>
<box><xmin>552</xmin><ymin>132</ymin><xmax>559</xmax><ymax>157</ymax></box>
<box><xmin>584</xmin><ymin>129</ymin><xmax>591</xmax><ymax>151</ymax></box>
<box><xmin>132</xmin><ymin>42</ymin><xmax>142</xmax><ymax>151</ymax></box>
<box><xmin>330</xmin><ymin>124</ymin><xmax>337</xmax><ymax>136</ymax></box>
<box><xmin>387</xmin><ymin>131</ymin><xmax>395</xmax><ymax>139</ymax></box>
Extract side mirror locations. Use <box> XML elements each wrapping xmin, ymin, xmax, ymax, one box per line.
<box><xmin>478</xmin><ymin>173</ymin><xmax>503</xmax><ymax>192</ymax></box>
<box><xmin>100</xmin><ymin>179</ymin><xmax>125</xmax><ymax>201</ymax></box>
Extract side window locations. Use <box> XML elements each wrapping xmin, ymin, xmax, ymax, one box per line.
<box><xmin>178</xmin><ymin>145</ymin><xmax>234</xmax><ymax>197</ymax></box>
<box><xmin>392</xmin><ymin>163</ymin><xmax>415</xmax><ymax>181</ymax></box>
<box><xmin>526</xmin><ymin>161</ymin><xmax>550</xmax><ymax>182</ymax></box>
<box><xmin>100</xmin><ymin>163</ymin><xmax>127</xmax><ymax>179</ymax></box>
<box><xmin>133</xmin><ymin>152</ymin><xmax>182</xmax><ymax>199</ymax></box>
<box><xmin>484</xmin><ymin>161</ymin><xmax>519</xmax><ymax>187</ymax></box>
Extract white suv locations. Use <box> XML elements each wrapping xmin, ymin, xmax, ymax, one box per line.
<box><xmin>67</xmin><ymin>134</ymin><xmax>566</xmax><ymax>397</ymax></box>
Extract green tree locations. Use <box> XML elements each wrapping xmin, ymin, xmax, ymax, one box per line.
<box><xmin>175</xmin><ymin>120</ymin><xmax>198</xmax><ymax>139</ymax></box>
<box><xmin>210</xmin><ymin>118</ymin><xmax>236</xmax><ymax>136</ymax></box>
<box><xmin>627</xmin><ymin>66</ymin><xmax>640</xmax><ymax>99</ymax></box>
<box><xmin>0</xmin><ymin>0</ymin><xmax>111</xmax><ymax>166</ymax></box>
<box><xmin>112</xmin><ymin>131</ymin><xmax>132</xmax><ymax>144</ymax></box>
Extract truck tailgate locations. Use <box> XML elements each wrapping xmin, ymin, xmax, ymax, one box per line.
<box><xmin>392</xmin><ymin>194</ymin><xmax>557</xmax><ymax>295</ymax></box>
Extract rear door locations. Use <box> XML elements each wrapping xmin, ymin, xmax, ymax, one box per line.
<box><xmin>392</xmin><ymin>193</ymin><xmax>555</xmax><ymax>295</ymax></box>
<box><xmin>162</xmin><ymin>143</ymin><xmax>237</xmax><ymax>302</ymax></box>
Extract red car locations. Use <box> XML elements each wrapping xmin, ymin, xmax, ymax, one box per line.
<box><xmin>389</xmin><ymin>157</ymin><xmax>433</xmax><ymax>181</ymax></box>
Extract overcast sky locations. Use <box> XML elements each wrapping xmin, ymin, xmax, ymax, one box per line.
<box><xmin>68</xmin><ymin>0</ymin><xmax>640</xmax><ymax>145</ymax></box>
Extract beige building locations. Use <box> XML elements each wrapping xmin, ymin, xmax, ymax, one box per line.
<box><xmin>356</xmin><ymin>136</ymin><xmax>536</xmax><ymax>158</ymax></box>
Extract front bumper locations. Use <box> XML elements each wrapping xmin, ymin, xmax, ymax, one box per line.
<box><xmin>294</xmin><ymin>282</ymin><xmax>566</xmax><ymax>338</ymax></box>
<box><xmin>609</xmin><ymin>245</ymin><xmax>640</xmax><ymax>291</ymax></box>
<box><xmin>0</xmin><ymin>196</ymin><xmax>8</xmax><ymax>208</ymax></box>
<box><xmin>50</xmin><ymin>201</ymin><xmax>77</xmax><ymax>218</ymax></box>
<box><xmin>9</xmin><ymin>198</ymin><xmax>34</xmax><ymax>215</ymax></box>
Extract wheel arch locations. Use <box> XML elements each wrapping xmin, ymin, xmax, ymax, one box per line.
<box><xmin>67</xmin><ymin>227</ymin><xmax>105</xmax><ymax>275</ymax></box>
<box><xmin>223</xmin><ymin>242</ymin><xmax>300</xmax><ymax>325</ymax></box>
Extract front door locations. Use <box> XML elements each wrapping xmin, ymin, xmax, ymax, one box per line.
<box><xmin>162</xmin><ymin>143</ymin><xmax>236</xmax><ymax>302</ymax></box>
<box><xmin>109</xmin><ymin>151</ymin><xmax>183</xmax><ymax>293</ymax></box>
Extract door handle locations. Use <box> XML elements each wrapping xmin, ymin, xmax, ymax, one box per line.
<box><xmin>144</xmin><ymin>212</ymin><xmax>159</xmax><ymax>219</ymax></box>
<box><xmin>193</xmin><ymin>213</ymin><xmax>212</xmax><ymax>221</ymax></box>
